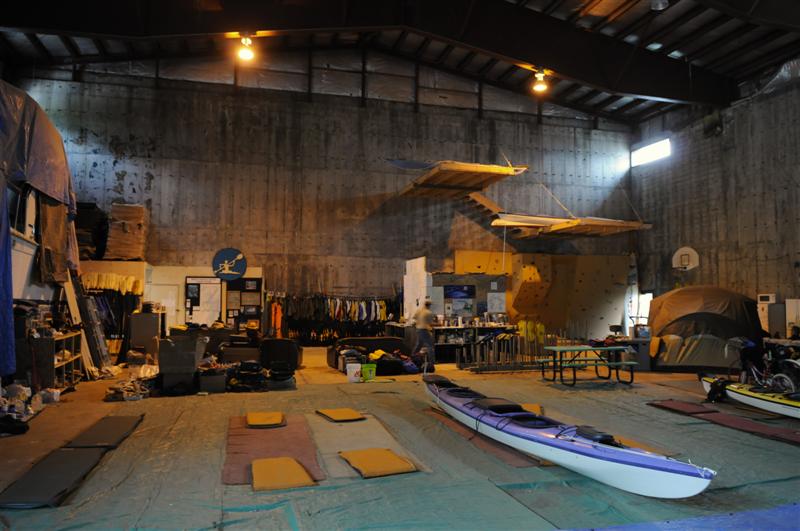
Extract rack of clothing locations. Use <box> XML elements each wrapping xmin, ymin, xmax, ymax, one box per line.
<box><xmin>263</xmin><ymin>293</ymin><xmax>400</xmax><ymax>346</ymax></box>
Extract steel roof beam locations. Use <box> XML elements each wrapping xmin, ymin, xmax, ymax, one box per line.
<box><xmin>592</xmin><ymin>94</ymin><xmax>624</xmax><ymax>110</ymax></box>
<box><xmin>659</xmin><ymin>13</ymin><xmax>731</xmax><ymax>56</ymax></box>
<box><xmin>591</xmin><ymin>0</ymin><xmax>639</xmax><ymax>32</ymax></box>
<box><xmin>25</xmin><ymin>33</ymin><xmax>52</xmax><ymax>62</ymax></box>
<box><xmin>567</xmin><ymin>0</ymin><xmax>603</xmax><ymax>24</ymax></box>
<box><xmin>685</xmin><ymin>23</ymin><xmax>757</xmax><ymax>62</ymax></box>
<box><xmin>0</xmin><ymin>0</ymin><xmax>737</xmax><ymax>105</ymax></box>
<box><xmin>542</xmin><ymin>0</ymin><xmax>567</xmax><ymax>16</ymax></box>
<box><xmin>477</xmin><ymin>57</ymin><xmax>497</xmax><ymax>76</ymax></box>
<box><xmin>641</xmin><ymin>5</ymin><xmax>708</xmax><ymax>47</ymax></box>
<box><xmin>614</xmin><ymin>98</ymin><xmax>647</xmax><ymax>114</ymax></box>
<box><xmin>58</xmin><ymin>35</ymin><xmax>81</xmax><ymax>57</ymax></box>
<box><xmin>704</xmin><ymin>29</ymin><xmax>786</xmax><ymax>71</ymax></box>
<box><xmin>728</xmin><ymin>38</ymin><xmax>800</xmax><ymax>79</ymax></box>
<box><xmin>695</xmin><ymin>0</ymin><xmax>800</xmax><ymax>33</ymax></box>
<box><xmin>372</xmin><ymin>43</ymin><xmax>630</xmax><ymax>124</ymax></box>
<box><xmin>456</xmin><ymin>51</ymin><xmax>475</xmax><ymax>71</ymax></box>
<box><xmin>615</xmin><ymin>1</ymin><xmax>683</xmax><ymax>41</ymax></box>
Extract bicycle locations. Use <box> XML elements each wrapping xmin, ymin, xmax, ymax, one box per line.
<box><xmin>729</xmin><ymin>338</ymin><xmax>800</xmax><ymax>393</ymax></box>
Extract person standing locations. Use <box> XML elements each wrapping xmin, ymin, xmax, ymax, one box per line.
<box><xmin>412</xmin><ymin>299</ymin><xmax>436</xmax><ymax>367</ymax></box>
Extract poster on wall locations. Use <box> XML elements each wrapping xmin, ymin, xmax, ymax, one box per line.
<box><xmin>185</xmin><ymin>277</ymin><xmax>222</xmax><ymax>325</ymax></box>
<box><xmin>487</xmin><ymin>292</ymin><xmax>506</xmax><ymax>313</ymax></box>
<box><xmin>241</xmin><ymin>292</ymin><xmax>261</xmax><ymax>306</ymax></box>
<box><xmin>227</xmin><ymin>290</ymin><xmax>241</xmax><ymax>310</ymax></box>
<box><xmin>450</xmin><ymin>299</ymin><xmax>474</xmax><ymax>317</ymax></box>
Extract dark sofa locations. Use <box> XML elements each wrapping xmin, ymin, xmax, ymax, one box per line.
<box><xmin>327</xmin><ymin>336</ymin><xmax>410</xmax><ymax>373</ymax></box>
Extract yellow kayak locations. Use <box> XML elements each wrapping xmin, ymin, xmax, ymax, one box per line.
<box><xmin>701</xmin><ymin>376</ymin><xmax>800</xmax><ymax>420</ymax></box>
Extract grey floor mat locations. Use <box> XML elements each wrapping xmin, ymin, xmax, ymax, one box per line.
<box><xmin>65</xmin><ymin>415</ymin><xmax>144</xmax><ymax>448</ymax></box>
<box><xmin>0</xmin><ymin>448</ymin><xmax>107</xmax><ymax>509</ymax></box>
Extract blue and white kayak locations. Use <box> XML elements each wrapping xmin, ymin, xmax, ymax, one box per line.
<box><xmin>424</xmin><ymin>375</ymin><xmax>715</xmax><ymax>499</ymax></box>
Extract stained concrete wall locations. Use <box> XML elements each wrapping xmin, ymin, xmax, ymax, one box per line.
<box><xmin>633</xmin><ymin>82</ymin><xmax>800</xmax><ymax>299</ymax></box>
<box><xmin>20</xmin><ymin>77</ymin><xmax>635</xmax><ymax>295</ymax></box>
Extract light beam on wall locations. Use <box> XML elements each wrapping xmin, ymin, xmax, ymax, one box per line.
<box><xmin>631</xmin><ymin>138</ymin><xmax>671</xmax><ymax>167</ymax></box>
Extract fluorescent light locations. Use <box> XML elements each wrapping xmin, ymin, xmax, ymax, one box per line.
<box><xmin>631</xmin><ymin>138</ymin><xmax>671</xmax><ymax>167</ymax></box>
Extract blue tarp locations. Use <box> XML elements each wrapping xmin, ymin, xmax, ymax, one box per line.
<box><xmin>0</xmin><ymin>171</ymin><xmax>14</xmax><ymax>376</ymax></box>
<box><xmin>599</xmin><ymin>502</ymin><xmax>800</xmax><ymax>530</ymax></box>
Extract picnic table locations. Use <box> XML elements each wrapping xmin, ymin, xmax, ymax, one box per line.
<box><xmin>542</xmin><ymin>345</ymin><xmax>637</xmax><ymax>386</ymax></box>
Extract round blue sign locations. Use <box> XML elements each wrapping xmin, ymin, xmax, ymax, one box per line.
<box><xmin>212</xmin><ymin>248</ymin><xmax>247</xmax><ymax>281</ymax></box>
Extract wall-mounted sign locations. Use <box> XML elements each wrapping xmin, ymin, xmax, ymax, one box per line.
<box><xmin>212</xmin><ymin>248</ymin><xmax>247</xmax><ymax>281</ymax></box>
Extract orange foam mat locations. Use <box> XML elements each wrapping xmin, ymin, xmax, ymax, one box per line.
<box><xmin>252</xmin><ymin>457</ymin><xmax>315</xmax><ymax>491</ymax></box>
<box><xmin>315</xmin><ymin>408</ymin><xmax>365</xmax><ymax>422</ymax></box>
<box><xmin>338</xmin><ymin>448</ymin><xmax>417</xmax><ymax>478</ymax></box>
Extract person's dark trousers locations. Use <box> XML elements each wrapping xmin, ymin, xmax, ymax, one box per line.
<box><xmin>414</xmin><ymin>329</ymin><xmax>435</xmax><ymax>363</ymax></box>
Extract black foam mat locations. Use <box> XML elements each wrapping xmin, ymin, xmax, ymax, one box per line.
<box><xmin>0</xmin><ymin>448</ymin><xmax>107</xmax><ymax>509</ymax></box>
<box><xmin>65</xmin><ymin>415</ymin><xmax>144</xmax><ymax>448</ymax></box>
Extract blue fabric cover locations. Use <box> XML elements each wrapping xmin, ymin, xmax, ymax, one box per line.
<box><xmin>0</xmin><ymin>172</ymin><xmax>14</xmax><ymax>376</ymax></box>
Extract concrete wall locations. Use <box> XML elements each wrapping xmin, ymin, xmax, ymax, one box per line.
<box><xmin>20</xmin><ymin>77</ymin><xmax>635</xmax><ymax>296</ymax></box>
<box><xmin>633</xmin><ymin>82</ymin><xmax>800</xmax><ymax>299</ymax></box>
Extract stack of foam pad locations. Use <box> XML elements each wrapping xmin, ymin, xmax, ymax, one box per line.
<box><xmin>0</xmin><ymin>415</ymin><xmax>144</xmax><ymax>508</ymax></box>
<box><xmin>104</xmin><ymin>203</ymin><xmax>149</xmax><ymax>260</ymax></box>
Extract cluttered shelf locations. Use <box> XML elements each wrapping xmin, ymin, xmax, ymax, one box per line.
<box><xmin>51</xmin><ymin>331</ymin><xmax>82</xmax><ymax>341</ymax></box>
<box><xmin>54</xmin><ymin>355</ymin><xmax>81</xmax><ymax>369</ymax></box>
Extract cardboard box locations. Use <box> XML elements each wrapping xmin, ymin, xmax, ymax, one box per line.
<box><xmin>104</xmin><ymin>203</ymin><xmax>149</xmax><ymax>260</ymax></box>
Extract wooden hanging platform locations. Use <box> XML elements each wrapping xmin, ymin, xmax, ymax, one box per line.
<box><xmin>400</xmin><ymin>161</ymin><xmax>527</xmax><ymax>199</ymax></box>
<box><xmin>491</xmin><ymin>213</ymin><xmax>651</xmax><ymax>239</ymax></box>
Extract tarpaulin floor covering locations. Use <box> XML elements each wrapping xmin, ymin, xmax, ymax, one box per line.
<box><xmin>222</xmin><ymin>414</ymin><xmax>325</xmax><ymax>485</ymax></box>
<box><xmin>2</xmin><ymin>353</ymin><xmax>800</xmax><ymax>530</ymax></box>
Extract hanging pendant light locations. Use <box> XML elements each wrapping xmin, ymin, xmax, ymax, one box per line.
<box><xmin>238</xmin><ymin>36</ymin><xmax>254</xmax><ymax>61</ymax></box>
<box><xmin>532</xmin><ymin>71</ymin><xmax>548</xmax><ymax>93</ymax></box>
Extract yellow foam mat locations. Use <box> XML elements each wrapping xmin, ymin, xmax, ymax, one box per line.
<box><xmin>316</xmin><ymin>408</ymin><xmax>365</xmax><ymax>422</ymax></box>
<box><xmin>246</xmin><ymin>411</ymin><xmax>285</xmax><ymax>428</ymax></box>
<box><xmin>252</xmin><ymin>457</ymin><xmax>315</xmax><ymax>491</ymax></box>
<box><xmin>338</xmin><ymin>448</ymin><xmax>417</xmax><ymax>478</ymax></box>
<box><xmin>521</xmin><ymin>403</ymin><xmax>545</xmax><ymax>415</ymax></box>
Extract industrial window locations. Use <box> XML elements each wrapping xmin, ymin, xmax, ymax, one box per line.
<box><xmin>631</xmin><ymin>138</ymin><xmax>671</xmax><ymax>167</ymax></box>
<box><xmin>6</xmin><ymin>181</ymin><xmax>25</xmax><ymax>234</ymax></box>
<box><xmin>6</xmin><ymin>181</ymin><xmax>37</xmax><ymax>241</ymax></box>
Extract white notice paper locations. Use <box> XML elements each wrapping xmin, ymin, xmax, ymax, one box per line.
<box><xmin>487</xmin><ymin>292</ymin><xmax>506</xmax><ymax>313</ymax></box>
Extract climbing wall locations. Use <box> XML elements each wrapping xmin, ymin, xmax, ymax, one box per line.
<box><xmin>511</xmin><ymin>254</ymin><xmax>631</xmax><ymax>338</ymax></box>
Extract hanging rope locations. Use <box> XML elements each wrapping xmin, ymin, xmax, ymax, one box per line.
<box><xmin>501</xmin><ymin>226</ymin><xmax>507</xmax><ymax>273</ymax></box>
<box><xmin>537</xmin><ymin>182</ymin><xmax>576</xmax><ymax>218</ymax></box>
<box><xmin>619</xmin><ymin>185</ymin><xmax>644</xmax><ymax>222</ymax></box>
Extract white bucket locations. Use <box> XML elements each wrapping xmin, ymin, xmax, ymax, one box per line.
<box><xmin>346</xmin><ymin>363</ymin><xmax>362</xmax><ymax>383</ymax></box>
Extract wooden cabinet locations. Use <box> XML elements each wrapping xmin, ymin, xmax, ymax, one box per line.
<box><xmin>29</xmin><ymin>331</ymin><xmax>83</xmax><ymax>389</ymax></box>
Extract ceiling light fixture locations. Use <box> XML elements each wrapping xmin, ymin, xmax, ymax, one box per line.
<box><xmin>237</xmin><ymin>36</ymin><xmax>254</xmax><ymax>61</ymax></box>
<box><xmin>650</xmin><ymin>0</ymin><xmax>669</xmax><ymax>11</ymax></box>
<box><xmin>532</xmin><ymin>71</ymin><xmax>548</xmax><ymax>93</ymax></box>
